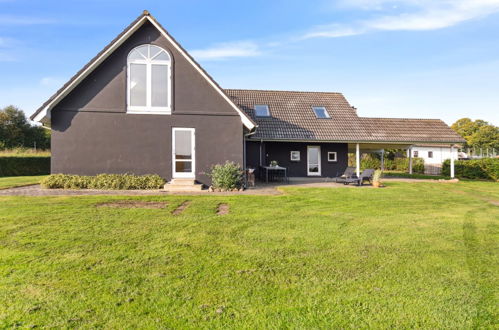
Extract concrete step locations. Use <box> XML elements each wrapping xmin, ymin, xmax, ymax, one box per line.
<box><xmin>164</xmin><ymin>179</ymin><xmax>204</xmax><ymax>192</ymax></box>
<box><xmin>170</xmin><ymin>179</ymin><xmax>196</xmax><ymax>185</ymax></box>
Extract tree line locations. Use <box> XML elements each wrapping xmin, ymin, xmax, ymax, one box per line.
<box><xmin>0</xmin><ymin>106</ymin><xmax>50</xmax><ymax>150</ymax></box>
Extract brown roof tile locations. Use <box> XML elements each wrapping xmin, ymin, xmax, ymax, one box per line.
<box><xmin>225</xmin><ymin>89</ymin><xmax>465</xmax><ymax>144</ymax></box>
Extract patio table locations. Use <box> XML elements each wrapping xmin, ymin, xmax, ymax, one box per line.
<box><xmin>260</xmin><ymin>165</ymin><xmax>288</xmax><ymax>183</ymax></box>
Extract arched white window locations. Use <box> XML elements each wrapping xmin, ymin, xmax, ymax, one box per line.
<box><xmin>127</xmin><ymin>44</ymin><xmax>172</xmax><ymax>114</ymax></box>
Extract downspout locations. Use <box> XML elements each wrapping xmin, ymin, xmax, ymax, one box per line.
<box><xmin>243</xmin><ymin>127</ymin><xmax>257</xmax><ymax>188</ymax></box>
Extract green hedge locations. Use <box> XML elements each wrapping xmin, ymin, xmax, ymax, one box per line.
<box><xmin>349</xmin><ymin>155</ymin><xmax>424</xmax><ymax>174</ymax></box>
<box><xmin>442</xmin><ymin>158</ymin><xmax>499</xmax><ymax>181</ymax></box>
<box><xmin>41</xmin><ymin>174</ymin><xmax>166</xmax><ymax>190</ymax></box>
<box><xmin>0</xmin><ymin>157</ymin><xmax>50</xmax><ymax>176</ymax></box>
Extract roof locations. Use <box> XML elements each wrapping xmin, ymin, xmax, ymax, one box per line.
<box><xmin>225</xmin><ymin>89</ymin><xmax>465</xmax><ymax>144</ymax></box>
<box><xmin>31</xmin><ymin>11</ymin><xmax>256</xmax><ymax>130</ymax></box>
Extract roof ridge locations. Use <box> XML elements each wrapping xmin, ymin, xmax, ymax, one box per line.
<box><xmin>361</xmin><ymin>117</ymin><xmax>444</xmax><ymax>121</ymax></box>
<box><xmin>224</xmin><ymin>88</ymin><xmax>344</xmax><ymax>95</ymax></box>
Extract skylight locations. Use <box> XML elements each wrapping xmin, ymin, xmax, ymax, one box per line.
<box><xmin>312</xmin><ymin>106</ymin><xmax>330</xmax><ymax>119</ymax></box>
<box><xmin>254</xmin><ymin>105</ymin><xmax>270</xmax><ymax>117</ymax></box>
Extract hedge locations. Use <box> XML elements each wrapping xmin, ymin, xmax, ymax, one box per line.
<box><xmin>442</xmin><ymin>158</ymin><xmax>499</xmax><ymax>181</ymax></box>
<box><xmin>349</xmin><ymin>155</ymin><xmax>424</xmax><ymax>174</ymax></box>
<box><xmin>0</xmin><ymin>157</ymin><xmax>50</xmax><ymax>176</ymax></box>
<box><xmin>40</xmin><ymin>173</ymin><xmax>166</xmax><ymax>190</ymax></box>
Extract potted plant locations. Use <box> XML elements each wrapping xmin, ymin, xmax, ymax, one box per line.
<box><xmin>270</xmin><ymin>160</ymin><xmax>279</xmax><ymax>167</ymax></box>
<box><xmin>372</xmin><ymin>169</ymin><xmax>383</xmax><ymax>188</ymax></box>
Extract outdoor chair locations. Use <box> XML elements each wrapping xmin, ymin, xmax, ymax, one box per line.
<box><xmin>337</xmin><ymin>168</ymin><xmax>375</xmax><ymax>186</ymax></box>
<box><xmin>330</xmin><ymin>167</ymin><xmax>356</xmax><ymax>183</ymax></box>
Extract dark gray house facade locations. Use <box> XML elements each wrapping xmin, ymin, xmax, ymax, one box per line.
<box><xmin>32</xmin><ymin>11</ymin><xmax>465</xmax><ymax>184</ymax></box>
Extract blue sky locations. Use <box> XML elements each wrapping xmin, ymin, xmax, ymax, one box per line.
<box><xmin>1</xmin><ymin>0</ymin><xmax>498</xmax><ymax>125</ymax></box>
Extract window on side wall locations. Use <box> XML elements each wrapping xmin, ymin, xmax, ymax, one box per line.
<box><xmin>428</xmin><ymin>151</ymin><xmax>433</xmax><ymax>158</ymax></box>
<box><xmin>127</xmin><ymin>44</ymin><xmax>172</xmax><ymax>114</ymax></box>
<box><xmin>414</xmin><ymin>151</ymin><xmax>419</xmax><ymax>157</ymax></box>
<box><xmin>327</xmin><ymin>152</ymin><xmax>337</xmax><ymax>162</ymax></box>
<box><xmin>290</xmin><ymin>151</ymin><xmax>300</xmax><ymax>161</ymax></box>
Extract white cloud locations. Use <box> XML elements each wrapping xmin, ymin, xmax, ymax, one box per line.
<box><xmin>302</xmin><ymin>0</ymin><xmax>499</xmax><ymax>39</ymax></box>
<box><xmin>40</xmin><ymin>77</ymin><xmax>64</xmax><ymax>86</ymax></box>
<box><xmin>190</xmin><ymin>41</ymin><xmax>261</xmax><ymax>61</ymax></box>
<box><xmin>0</xmin><ymin>15</ymin><xmax>55</xmax><ymax>25</ymax></box>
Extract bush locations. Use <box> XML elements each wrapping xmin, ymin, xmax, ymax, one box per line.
<box><xmin>0</xmin><ymin>157</ymin><xmax>50</xmax><ymax>176</ymax></box>
<box><xmin>348</xmin><ymin>154</ymin><xmax>424</xmax><ymax>174</ymax></box>
<box><xmin>207</xmin><ymin>161</ymin><xmax>243</xmax><ymax>191</ymax></box>
<box><xmin>41</xmin><ymin>173</ymin><xmax>166</xmax><ymax>190</ymax></box>
<box><xmin>442</xmin><ymin>158</ymin><xmax>499</xmax><ymax>181</ymax></box>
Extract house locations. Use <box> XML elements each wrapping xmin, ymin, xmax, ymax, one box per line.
<box><xmin>410</xmin><ymin>145</ymin><xmax>460</xmax><ymax>174</ymax></box>
<box><xmin>31</xmin><ymin>11</ymin><xmax>465</xmax><ymax>186</ymax></box>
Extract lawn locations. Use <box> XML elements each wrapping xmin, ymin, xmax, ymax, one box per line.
<box><xmin>0</xmin><ymin>181</ymin><xmax>497</xmax><ymax>328</ymax></box>
<box><xmin>0</xmin><ymin>175</ymin><xmax>47</xmax><ymax>190</ymax></box>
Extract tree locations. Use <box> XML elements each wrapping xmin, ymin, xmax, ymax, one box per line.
<box><xmin>0</xmin><ymin>105</ymin><xmax>50</xmax><ymax>150</ymax></box>
<box><xmin>451</xmin><ymin>118</ymin><xmax>498</xmax><ymax>150</ymax></box>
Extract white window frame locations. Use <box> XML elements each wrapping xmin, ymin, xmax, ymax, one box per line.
<box><xmin>290</xmin><ymin>151</ymin><xmax>300</xmax><ymax>162</ymax></box>
<box><xmin>312</xmin><ymin>106</ymin><xmax>330</xmax><ymax>119</ymax></box>
<box><xmin>127</xmin><ymin>44</ymin><xmax>172</xmax><ymax>114</ymax></box>
<box><xmin>327</xmin><ymin>151</ymin><xmax>337</xmax><ymax>162</ymax></box>
<box><xmin>307</xmin><ymin>145</ymin><xmax>321</xmax><ymax>176</ymax></box>
<box><xmin>428</xmin><ymin>151</ymin><xmax>433</xmax><ymax>158</ymax></box>
<box><xmin>414</xmin><ymin>150</ymin><xmax>419</xmax><ymax>157</ymax></box>
<box><xmin>172</xmin><ymin>128</ymin><xmax>195</xmax><ymax>179</ymax></box>
<box><xmin>254</xmin><ymin>104</ymin><xmax>270</xmax><ymax>117</ymax></box>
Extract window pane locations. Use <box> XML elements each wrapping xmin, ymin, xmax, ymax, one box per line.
<box><xmin>130</xmin><ymin>63</ymin><xmax>147</xmax><ymax>107</ymax></box>
<box><xmin>175</xmin><ymin>130</ymin><xmax>192</xmax><ymax>159</ymax></box>
<box><xmin>254</xmin><ymin>105</ymin><xmax>270</xmax><ymax>117</ymax></box>
<box><xmin>155</xmin><ymin>51</ymin><xmax>170</xmax><ymax>61</ymax></box>
<box><xmin>313</xmin><ymin>107</ymin><xmax>330</xmax><ymax>118</ymax></box>
<box><xmin>151</xmin><ymin>64</ymin><xmax>169</xmax><ymax>107</ymax></box>
<box><xmin>175</xmin><ymin>161</ymin><xmax>192</xmax><ymax>172</ymax></box>
<box><xmin>309</xmin><ymin>148</ymin><xmax>319</xmax><ymax>164</ymax></box>
<box><xmin>128</xmin><ymin>49</ymin><xmax>145</xmax><ymax>61</ymax></box>
<box><xmin>150</xmin><ymin>45</ymin><xmax>162</xmax><ymax>58</ymax></box>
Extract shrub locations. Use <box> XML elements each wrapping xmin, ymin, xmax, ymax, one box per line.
<box><xmin>348</xmin><ymin>154</ymin><xmax>424</xmax><ymax>174</ymax></box>
<box><xmin>442</xmin><ymin>158</ymin><xmax>499</xmax><ymax>181</ymax></box>
<box><xmin>207</xmin><ymin>161</ymin><xmax>243</xmax><ymax>191</ymax></box>
<box><xmin>41</xmin><ymin>173</ymin><xmax>166</xmax><ymax>190</ymax></box>
<box><xmin>0</xmin><ymin>156</ymin><xmax>50</xmax><ymax>176</ymax></box>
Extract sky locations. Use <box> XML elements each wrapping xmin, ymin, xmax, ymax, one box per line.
<box><xmin>1</xmin><ymin>0</ymin><xmax>498</xmax><ymax>125</ymax></box>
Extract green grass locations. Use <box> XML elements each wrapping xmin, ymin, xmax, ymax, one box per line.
<box><xmin>383</xmin><ymin>171</ymin><xmax>449</xmax><ymax>180</ymax></box>
<box><xmin>0</xmin><ymin>182</ymin><xmax>497</xmax><ymax>328</ymax></box>
<box><xmin>0</xmin><ymin>175</ymin><xmax>48</xmax><ymax>189</ymax></box>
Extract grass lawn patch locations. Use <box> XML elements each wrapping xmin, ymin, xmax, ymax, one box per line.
<box><xmin>0</xmin><ymin>181</ymin><xmax>497</xmax><ymax>328</ymax></box>
<box><xmin>383</xmin><ymin>171</ymin><xmax>449</xmax><ymax>180</ymax></box>
<box><xmin>0</xmin><ymin>175</ymin><xmax>48</xmax><ymax>190</ymax></box>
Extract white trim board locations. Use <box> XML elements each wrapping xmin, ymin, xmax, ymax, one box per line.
<box><xmin>33</xmin><ymin>14</ymin><xmax>256</xmax><ymax>130</ymax></box>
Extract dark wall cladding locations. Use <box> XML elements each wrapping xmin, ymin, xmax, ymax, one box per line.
<box><xmin>50</xmin><ymin>21</ymin><xmax>244</xmax><ymax>185</ymax></box>
<box><xmin>246</xmin><ymin>140</ymin><xmax>348</xmax><ymax>177</ymax></box>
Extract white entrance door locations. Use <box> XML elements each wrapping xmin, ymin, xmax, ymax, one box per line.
<box><xmin>307</xmin><ymin>146</ymin><xmax>321</xmax><ymax>176</ymax></box>
<box><xmin>172</xmin><ymin>128</ymin><xmax>195</xmax><ymax>178</ymax></box>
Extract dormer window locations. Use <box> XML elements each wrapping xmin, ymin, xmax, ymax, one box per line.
<box><xmin>254</xmin><ymin>105</ymin><xmax>270</xmax><ymax>117</ymax></box>
<box><xmin>312</xmin><ymin>106</ymin><xmax>330</xmax><ymax>119</ymax></box>
<box><xmin>127</xmin><ymin>44</ymin><xmax>172</xmax><ymax>114</ymax></box>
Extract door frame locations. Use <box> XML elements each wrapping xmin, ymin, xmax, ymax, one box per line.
<box><xmin>172</xmin><ymin>127</ymin><xmax>195</xmax><ymax>179</ymax></box>
<box><xmin>307</xmin><ymin>145</ymin><xmax>321</xmax><ymax>176</ymax></box>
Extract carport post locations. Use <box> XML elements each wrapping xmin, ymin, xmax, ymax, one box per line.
<box><xmin>356</xmin><ymin>143</ymin><xmax>360</xmax><ymax>178</ymax></box>
<box><xmin>408</xmin><ymin>146</ymin><xmax>413</xmax><ymax>174</ymax></box>
<box><xmin>450</xmin><ymin>144</ymin><xmax>455</xmax><ymax>178</ymax></box>
<box><xmin>381</xmin><ymin>149</ymin><xmax>385</xmax><ymax>171</ymax></box>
